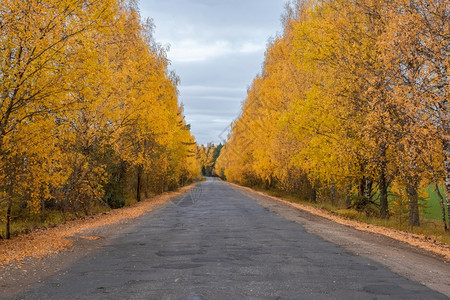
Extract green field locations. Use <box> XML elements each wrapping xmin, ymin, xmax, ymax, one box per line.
<box><xmin>422</xmin><ymin>186</ymin><xmax>448</xmax><ymax>220</ymax></box>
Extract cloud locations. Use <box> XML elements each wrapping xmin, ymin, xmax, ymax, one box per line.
<box><xmin>180</xmin><ymin>85</ymin><xmax>243</xmax><ymax>96</ymax></box>
<box><xmin>179</xmin><ymin>84</ymin><xmax>244</xmax><ymax>143</ymax></box>
<box><xmin>180</xmin><ymin>90</ymin><xmax>243</xmax><ymax>119</ymax></box>
<box><xmin>240</xmin><ymin>42</ymin><xmax>265</xmax><ymax>54</ymax></box>
<box><xmin>164</xmin><ymin>39</ymin><xmax>266</xmax><ymax>63</ymax></box>
<box><xmin>139</xmin><ymin>0</ymin><xmax>286</xmax><ymax>145</ymax></box>
<box><xmin>186</xmin><ymin>114</ymin><xmax>234</xmax><ymax>145</ymax></box>
<box><xmin>173</xmin><ymin>52</ymin><xmax>264</xmax><ymax>87</ymax></box>
<box><xmin>167</xmin><ymin>40</ymin><xmax>232</xmax><ymax>62</ymax></box>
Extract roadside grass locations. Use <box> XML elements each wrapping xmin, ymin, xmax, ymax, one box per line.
<box><xmin>423</xmin><ymin>185</ymin><xmax>448</xmax><ymax>220</ymax></box>
<box><xmin>0</xmin><ymin>178</ymin><xmax>204</xmax><ymax>239</ymax></box>
<box><xmin>0</xmin><ymin>183</ymin><xmax>200</xmax><ymax>266</ymax></box>
<box><xmin>249</xmin><ymin>185</ymin><xmax>450</xmax><ymax>247</ymax></box>
<box><xmin>0</xmin><ymin>209</ymin><xmax>104</xmax><ymax>239</ymax></box>
<box><xmin>331</xmin><ymin>209</ymin><xmax>450</xmax><ymax>245</ymax></box>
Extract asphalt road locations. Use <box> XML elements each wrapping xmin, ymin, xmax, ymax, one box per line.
<box><xmin>15</xmin><ymin>178</ymin><xmax>448</xmax><ymax>299</ymax></box>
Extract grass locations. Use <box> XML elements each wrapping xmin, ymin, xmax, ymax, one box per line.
<box><xmin>423</xmin><ymin>185</ymin><xmax>448</xmax><ymax>220</ymax></box>
<box><xmin>248</xmin><ymin>184</ymin><xmax>450</xmax><ymax>246</ymax></box>
<box><xmin>331</xmin><ymin>209</ymin><xmax>450</xmax><ymax>245</ymax></box>
<box><xmin>0</xmin><ymin>210</ymin><xmax>81</xmax><ymax>238</ymax></box>
<box><xmin>0</xmin><ymin>180</ymin><xmax>204</xmax><ymax>239</ymax></box>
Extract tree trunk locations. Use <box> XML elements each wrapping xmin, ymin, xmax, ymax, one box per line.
<box><xmin>330</xmin><ymin>177</ymin><xmax>336</xmax><ymax>206</ymax></box>
<box><xmin>363</xmin><ymin>178</ymin><xmax>373</xmax><ymax>212</ymax></box>
<box><xmin>379</xmin><ymin>143</ymin><xmax>389</xmax><ymax>218</ymax></box>
<box><xmin>365</xmin><ymin>179</ymin><xmax>372</xmax><ymax>202</ymax></box>
<box><xmin>358</xmin><ymin>178</ymin><xmax>365</xmax><ymax>200</ymax></box>
<box><xmin>434</xmin><ymin>181</ymin><xmax>448</xmax><ymax>231</ymax></box>
<box><xmin>312</xmin><ymin>187</ymin><xmax>317</xmax><ymax>203</ymax></box>
<box><xmin>379</xmin><ymin>172</ymin><xmax>388</xmax><ymax>219</ymax></box>
<box><xmin>406</xmin><ymin>181</ymin><xmax>420</xmax><ymax>229</ymax></box>
<box><xmin>358</xmin><ymin>177</ymin><xmax>373</xmax><ymax>208</ymax></box>
<box><xmin>161</xmin><ymin>174</ymin><xmax>166</xmax><ymax>194</ymax></box>
<box><xmin>444</xmin><ymin>139</ymin><xmax>450</xmax><ymax>229</ymax></box>
<box><xmin>346</xmin><ymin>185</ymin><xmax>352</xmax><ymax>207</ymax></box>
<box><xmin>430</xmin><ymin>157</ymin><xmax>448</xmax><ymax>231</ymax></box>
<box><xmin>40</xmin><ymin>195</ymin><xmax>46</xmax><ymax>223</ymax></box>
<box><xmin>136</xmin><ymin>165</ymin><xmax>142</xmax><ymax>202</ymax></box>
<box><xmin>445</xmin><ymin>194</ymin><xmax>450</xmax><ymax>231</ymax></box>
<box><xmin>6</xmin><ymin>197</ymin><xmax>12</xmax><ymax>239</ymax></box>
<box><xmin>144</xmin><ymin>174</ymin><xmax>149</xmax><ymax>199</ymax></box>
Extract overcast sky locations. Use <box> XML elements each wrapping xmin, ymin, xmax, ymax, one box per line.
<box><xmin>139</xmin><ymin>0</ymin><xmax>287</xmax><ymax>145</ymax></box>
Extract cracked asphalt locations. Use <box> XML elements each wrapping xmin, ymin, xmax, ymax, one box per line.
<box><xmin>12</xmin><ymin>178</ymin><xmax>448</xmax><ymax>299</ymax></box>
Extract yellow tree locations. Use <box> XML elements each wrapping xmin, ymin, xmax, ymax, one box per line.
<box><xmin>109</xmin><ymin>4</ymin><xmax>200</xmax><ymax>200</ymax></box>
<box><xmin>381</xmin><ymin>0</ymin><xmax>449</xmax><ymax>229</ymax></box>
<box><xmin>288</xmin><ymin>0</ymin><xmax>406</xmax><ymax>217</ymax></box>
<box><xmin>0</xmin><ymin>0</ymin><xmax>116</xmax><ymax>238</ymax></box>
<box><xmin>0</xmin><ymin>0</ymin><xmax>200</xmax><ymax>238</ymax></box>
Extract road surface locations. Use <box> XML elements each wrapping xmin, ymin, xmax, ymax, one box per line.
<box><xmin>7</xmin><ymin>178</ymin><xmax>449</xmax><ymax>299</ymax></box>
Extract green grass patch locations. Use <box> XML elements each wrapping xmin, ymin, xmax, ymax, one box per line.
<box><xmin>245</xmin><ymin>183</ymin><xmax>450</xmax><ymax>247</ymax></box>
<box><xmin>423</xmin><ymin>186</ymin><xmax>448</xmax><ymax>220</ymax></box>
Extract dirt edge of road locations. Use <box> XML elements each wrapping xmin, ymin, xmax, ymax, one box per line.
<box><xmin>0</xmin><ymin>183</ymin><xmax>198</xmax><ymax>267</ymax></box>
<box><xmin>227</xmin><ymin>182</ymin><xmax>450</xmax><ymax>261</ymax></box>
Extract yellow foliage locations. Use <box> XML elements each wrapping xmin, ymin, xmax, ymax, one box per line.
<box><xmin>217</xmin><ymin>0</ymin><xmax>449</xmax><ymax>229</ymax></box>
<box><xmin>0</xmin><ymin>0</ymin><xmax>200</xmax><ymax>238</ymax></box>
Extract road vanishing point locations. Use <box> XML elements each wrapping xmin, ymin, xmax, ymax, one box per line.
<box><xmin>4</xmin><ymin>178</ymin><xmax>450</xmax><ymax>299</ymax></box>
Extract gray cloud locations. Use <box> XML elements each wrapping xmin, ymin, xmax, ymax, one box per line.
<box><xmin>140</xmin><ymin>0</ymin><xmax>286</xmax><ymax>144</ymax></box>
<box><xmin>173</xmin><ymin>52</ymin><xmax>264</xmax><ymax>87</ymax></box>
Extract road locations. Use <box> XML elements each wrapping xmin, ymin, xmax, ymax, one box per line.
<box><xmin>9</xmin><ymin>178</ymin><xmax>449</xmax><ymax>299</ymax></box>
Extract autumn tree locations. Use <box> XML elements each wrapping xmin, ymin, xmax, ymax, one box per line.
<box><xmin>0</xmin><ymin>0</ymin><xmax>117</xmax><ymax>238</ymax></box>
<box><xmin>0</xmin><ymin>0</ymin><xmax>200</xmax><ymax>238</ymax></box>
<box><xmin>380</xmin><ymin>0</ymin><xmax>449</xmax><ymax>229</ymax></box>
<box><xmin>217</xmin><ymin>0</ymin><xmax>448</xmax><ymax>230</ymax></box>
<box><xmin>199</xmin><ymin>143</ymin><xmax>222</xmax><ymax>177</ymax></box>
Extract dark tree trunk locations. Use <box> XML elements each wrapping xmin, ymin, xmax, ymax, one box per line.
<box><xmin>358</xmin><ymin>177</ymin><xmax>373</xmax><ymax>212</ymax></box>
<box><xmin>330</xmin><ymin>177</ymin><xmax>336</xmax><ymax>206</ymax></box>
<box><xmin>6</xmin><ymin>197</ymin><xmax>12</xmax><ymax>239</ymax></box>
<box><xmin>364</xmin><ymin>178</ymin><xmax>373</xmax><ymax>209</ymax></box>
<box><xmin>379</xmin><ymin>143</ymin><xmax>389</xmax><ymax>218</ymax></box>
<box><xmin>430</xmin><ymin>157</ymin><xmax>448</xmax><ymax>231</ymax></box>
<box><xmin>136</xmin><ymin>166</ymin><xmax>142</xmax><ymax>202</ymax></box>
<box><xmin>444</xmin><ymin>139</ymin><xmax>450</xmax><ymax>229</ymax></box>
<box><xmin>346</xmin><ymin>185</ymin><xmax>352</xmax><ymax>207</ymax></box>
<box><xmin>144</xmin><ymin>174</ymin><xmax>149</xmax><ymax>199</ymax></box>
<box><xmin>379</xmin><ymin>173</ymin><xmax>389</xmax><ymax>218</ymax></box>
<box><xmin>312</xmin><ymin>188</ymin><xmax>317</xmax><ymax>203</ymax></box>
<box><xmin>40</xmin><ymin>195</ymin><xmax>46</xmax><ymax>223</ymax></box>
<box><xmin>434</xmin><ymin>181</ymin><xmax>448</xmax><ymax>232</ymax></box>
<box><xmin>406</xmin><ymin>181</ymin><xmax>420</xmax><ymax>229</ymax></box>
<box><xmin>359</xmin><ymin>178</ymin><xmax>365</xmax><ymax>200</ymax></box>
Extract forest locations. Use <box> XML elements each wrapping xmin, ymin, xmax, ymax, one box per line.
<box><xmin>216</xmin><ymin>0</ymin><xmax>449</xmax><ymax>231</ymax></box>
<box><xmin>198</xmin><ymin>144</ymin><xmax>223</xmax><ymax>177</ymax></box>
<box><xmin>0</xmin><ymin>0</ymin><xmax>201</xmax><ymax>239</ymax></box>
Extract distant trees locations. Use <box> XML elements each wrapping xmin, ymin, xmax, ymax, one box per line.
<box><xmin>216</xmin><ymin>0</ymin><xmax>449</xmax><ymax>231</ymax></box>
<box><xmin>0</xmin><ymin>0</ymin><xmax>200</xmax><ymax>239</ymax></box>
<box><xmin>198</xmin><ymin>144</ymin><xmax>223</xmax><ymax>177</ymax></box>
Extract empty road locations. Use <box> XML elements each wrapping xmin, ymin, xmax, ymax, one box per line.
<box><xmin>10</xmin><ymin>178</ymin><xmax>449</xmax><ymax>299</ymax></box>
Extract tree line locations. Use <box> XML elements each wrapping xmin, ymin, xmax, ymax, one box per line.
<box><xmin>0</xmin><ymin>0</ymin><xmax>200</xmax><ymax>239</ymax></box>
<box><xmin>216</xmin><ymin>0</ymin><xmax>449</xmax><ymax>230</ymax></box>
<box><xmin>197</xmin><ymin>143</ymin><xmax>223</xmax><ymax>177</ymax></box>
